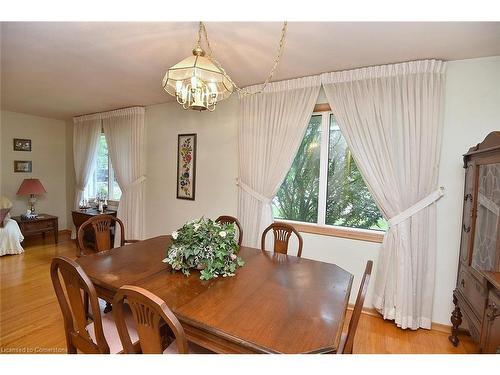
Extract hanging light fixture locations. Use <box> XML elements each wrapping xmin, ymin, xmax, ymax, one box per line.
<box><xmin>162</xmin><ymin>33</ymin><xmax>233</xmax><ymax>111</ymax></box>
<box><xmin>162</xmin><ymin>22</ymin><xmax>287</xmax><ymax>112</ymax></box>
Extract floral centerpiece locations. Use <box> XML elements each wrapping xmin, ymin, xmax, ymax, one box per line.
<box><xmin>163</xmin><ymin>217</ymin><xmax>245</xmax><ymax>280</ymax></box>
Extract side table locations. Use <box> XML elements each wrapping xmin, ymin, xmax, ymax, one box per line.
<box><xmin>12</xmin><ymin>214</ymin><xmax>59</xmax><ymax>244</ymax></box>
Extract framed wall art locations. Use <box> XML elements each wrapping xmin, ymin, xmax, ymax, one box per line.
<box><xmin>176</xmin><ymin>133</ymin><xmax>197</xmax><ymax>200</ymax></box>
<box><xmin>13</xmin><ymin>138</ymin><xmax>32</xmax><ymax>151</ymax></box>
<box><xmin>14</xmin><ymin>160</ymin><xmax>32</xmax><ymax>173</ymax></box>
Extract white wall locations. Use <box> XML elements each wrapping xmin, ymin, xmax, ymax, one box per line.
<box><xmin>145</xmin><ymin>96</ymin><xmax>239</xmax><ymax>238</ymax></box>
<box><xmin>1</xmin><ymin>54</ymin><xmax>496</xmax><ymax>326</ymax></box>
<box><xmin>143</xmin><ymin>89</ymin><xmax>381</xmax><ymax>315</ymax></box>
<box><xmin>142</xmin><ymin>56</ymin><xmax>499</xmax><ymax>326</ymax></box>
<box><xmin>434</xmin><ymin>56</ymin><xmax>500</xmax><ymax>325</ymax></box>
<box><xmin>0</xmin><ymin>110</ymin><xmax>69</xmax><ymax>229</ymax></box>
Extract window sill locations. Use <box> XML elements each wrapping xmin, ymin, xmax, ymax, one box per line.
<box><xmin>275</xmin><ymin>220</ymin><xmax>385</xmax><ymax>244</ymax></box>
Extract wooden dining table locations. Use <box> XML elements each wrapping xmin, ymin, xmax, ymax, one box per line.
<box><xmin>75</xmin><ymin>235</ymin><xmax>354</xmax><ymax>354</ymax></box>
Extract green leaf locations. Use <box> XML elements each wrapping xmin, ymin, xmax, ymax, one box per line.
<box><xmin>164</xmin><ymin>216</ymin><xmax>245</xmax><ymax>280</ymax></box>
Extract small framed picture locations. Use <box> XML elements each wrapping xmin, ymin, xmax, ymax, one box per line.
<box><xmin>176</xmin><ymin>133</ymin><xmax>197</xmax><ymax>200</ymax></box>
<box><xmin>13</xmin><ymin>138</ymin><xmax>32</xmax><ymax>151</ymax></box>
<box><xmin>14</xmin><ymin>160</ymin><xmax>32</xmax><ymax>173</ymax></box>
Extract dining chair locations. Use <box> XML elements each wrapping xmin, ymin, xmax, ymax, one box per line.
<box><xmin>76</xmin><ymin>215</ymin><xmax>139</xmax><ymax>313</ymax></box>
<box><xmin>261</xmin><ymin>222</ymin><xmax>303</xmax><ymax>257</ymax></box>
<box><xmin>76</xmin><ymin>215</ymin><xmax>139</xmax><ymax>257</ymax></box>
<box><xmin>215</xmin><ymin>215</ymin><xmax>243</xmax><ymax>246</ymax></box>
<box><xmin>50</xmin><ymin>256</ymin><xmax>139</xmax><ymax>354</ymax></box>
<box><xmin>337</xmin><ymin>260</ymin><xmax>373</xmax><ymax>354</ymax></box>
<box><xmin>113</xmin><ymin>285</ymin><xmax>212</xmax><ymax>354</ymax></box>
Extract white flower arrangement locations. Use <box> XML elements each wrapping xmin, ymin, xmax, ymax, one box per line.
<box><xmin>163</xmin><ymin>217</ymin><xmax>244</xmax><ymax>280</ymax></box>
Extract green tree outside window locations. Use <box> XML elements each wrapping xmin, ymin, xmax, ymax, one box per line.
<box><xmin>273</xmin><ymin>114</ymin><xmax>387</xmax><ymax>231</ymax></box>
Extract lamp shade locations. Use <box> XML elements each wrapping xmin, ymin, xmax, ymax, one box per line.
<box><xmin>162</xmin><ymin>48</ymin><xmax>234</xmax><ymax>101</ymax></box>
<box><xmin>16</xmin><ymin>178</ymin><xmax>46</xmax><ymax>196</ymax></box>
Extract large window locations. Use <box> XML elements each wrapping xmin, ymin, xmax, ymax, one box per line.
<box><xmin>84</xmin><ymin>134</ymin><xmax>121</xmax><ymax>201</ymax></box>
<box><xmin>273</xmin><ymin>112</ymin><xmax>387</xmax><ymax>232</ymax></box>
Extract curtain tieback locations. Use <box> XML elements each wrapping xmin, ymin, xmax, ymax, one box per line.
<box><xmin>123</xmin><ymin>176</ymin><xmax>146</xmax><ymax>193</ymax></box>
<box><xmin>236</xmin><ymin>179</ymin><xmax>271</xmax><ymax>204</ymax></box>
<box><xmin>388</xmin><ymin>187</ymin><xmax>445</xmax><ymax>227</ymax></box>
<box><xmin>76</xmin><ymin>185</ymin><xmax>86</xmax><ymax>192</ymax></box>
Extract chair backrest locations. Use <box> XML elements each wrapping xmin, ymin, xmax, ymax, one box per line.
<box><xmin>261</xmin><ymin>222</ymin><xmax>303</xmax><ymax>257</ymax></box>
<box><xmin>50</xmin><ymin>256</ymin><xmax>109</xmax><ymax>354</ymax></box>
<box><xmin>113</xmin><ymin>285</ymin><xmax>188</xmax><ymax>354</ymax></box>
<box><xmin>341</xmin><ymin>260</ymin><xmax>373</xmax><ymax>354</ymax></box>
<box><xmin>215</xmin><ymin>215</ymin><xmax>243</xmax><ymax>246</ymax></box>
<box><xmin>77</xmin><ymin>215</ymin><xmax>125</xmax><ymax>256</ymax></box>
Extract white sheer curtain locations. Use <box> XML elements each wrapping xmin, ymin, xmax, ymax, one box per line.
<box><xmin>102</xmin><ymin>107</ymin><xmax>146</xmax><ymax>245</ymax></box>
<box><xmin>321</xmin><ymin>60</ymin><xmax>446</xmax><ymax>329</ymax></box>
<box><xmin>72</xmin><ymin>116</ymin><xmax>101</xmax><ymax>237</ymax></box>
<box><xmin>238</xmin><ymin>76</ymin><xmax>321</xmax><ymax>247</ymax></box>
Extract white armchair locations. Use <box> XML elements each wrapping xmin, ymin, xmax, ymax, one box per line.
<box><xmin>0</xmin><ymin>197</ymin><xmax>24</xmax><ymax>256</ymax></box>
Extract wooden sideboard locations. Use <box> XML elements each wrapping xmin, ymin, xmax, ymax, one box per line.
<box><xmin>449</xmin><ymin>132</ymin><xmax>500</xmax><ymax>353</ymax></box>
<box><xmin>72</xmin><ymin>208</ymin><xmax>117</xmax><ymax>255</ymax></box>
<box><xmin>12</xmin><ymin>214</ymin><xmax>58</xmax><ymax>244</ymax></box>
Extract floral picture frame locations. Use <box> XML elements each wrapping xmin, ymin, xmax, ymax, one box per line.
<box><xmin>13</xmin><ymin>138</ymin><xmax>31</xmax><ymax>151</ymax></box>
<box><xmin>176</xmin><ymin>133</ymin><xmax>197</xmax><ymax>200</ymax></box>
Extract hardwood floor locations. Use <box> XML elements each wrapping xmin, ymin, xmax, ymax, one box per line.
<box><xmin>0</xmin><ymin>233</ymin><xmax>479</xmax><ymax>354</ymax></box>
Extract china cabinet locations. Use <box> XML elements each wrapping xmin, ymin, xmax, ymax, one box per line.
<box><xmin>449</xmin><ymin>131</ymin><xmax>500</xmax><ymax>353</ymax></box>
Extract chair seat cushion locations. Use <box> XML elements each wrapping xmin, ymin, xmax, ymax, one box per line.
<box><xmin>87</xmin><ymin>305</ymin><xmax>139</xmax><ymax>354</ymax></box>
<box><xmin>163</xmin><ymin>340</ymin><xmax>213</xmax><ymax>354</ymax></box>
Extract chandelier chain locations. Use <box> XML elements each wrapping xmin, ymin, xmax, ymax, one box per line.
<box><xmin>199</xmin><ymin>21</ymin><xmax>287</xmax><ymax>96</ymax></box>
<box><xmin>196</xmin><ymin>21</ymin><xmax>203</xmax><ymax>48</ymax></box>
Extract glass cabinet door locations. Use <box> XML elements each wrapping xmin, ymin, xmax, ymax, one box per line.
<box><xmin>472</xmin><ymin>163</ymin><xmax>500</xmax><ymax>272</ymax></box>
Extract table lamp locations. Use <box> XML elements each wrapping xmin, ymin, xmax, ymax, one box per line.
<box><xmin>16</xmin><ymin>178</ymin><xmax>46</xmax><ymax>215</ymax></box>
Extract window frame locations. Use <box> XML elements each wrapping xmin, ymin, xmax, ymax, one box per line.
<box><xmin>84</xmin><ymin>132</ymin><xmax>121</xmax><ymax>204</ymax></box>
<box><xmin>274</xmin><ymin>103</ymin><xmax>384</xmax><ymax>244</ymax></box>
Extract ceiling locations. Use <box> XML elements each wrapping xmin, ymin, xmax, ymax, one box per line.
<box><xmin>1</xmin><ymin>22</ymin><xmax>500</xmax><ymax>120</ymax></box>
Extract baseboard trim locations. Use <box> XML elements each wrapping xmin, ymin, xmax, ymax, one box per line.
<box><xmin>347</xmin><ymin>304</ymin><xmax>380</xmax><ymax>318</ymax></box>
<box><xmin>430</xmin><ymin>322</ymin><xmax>452</xmax><ymax>334</ymax></box>
<box><xmin>348</xmin><ymin>304</ymin><xmax>452</xmax><ymax>333</ymax></box>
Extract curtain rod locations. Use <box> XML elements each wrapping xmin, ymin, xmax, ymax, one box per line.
<box><xmin>242</xmin><ymin>58</ymin><xmax>446</xmax><ymax>92</ymax></box>
<box><xmin>73</xmin><ymin>105</ymin><xmax>144</xmax><ymax>119</ymax></box>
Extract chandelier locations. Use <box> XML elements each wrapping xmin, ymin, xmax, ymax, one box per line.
<box><xmin>162</xmin><ymin>22</ymin><xmax>287</xmax><ymax>112</ymax></box>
